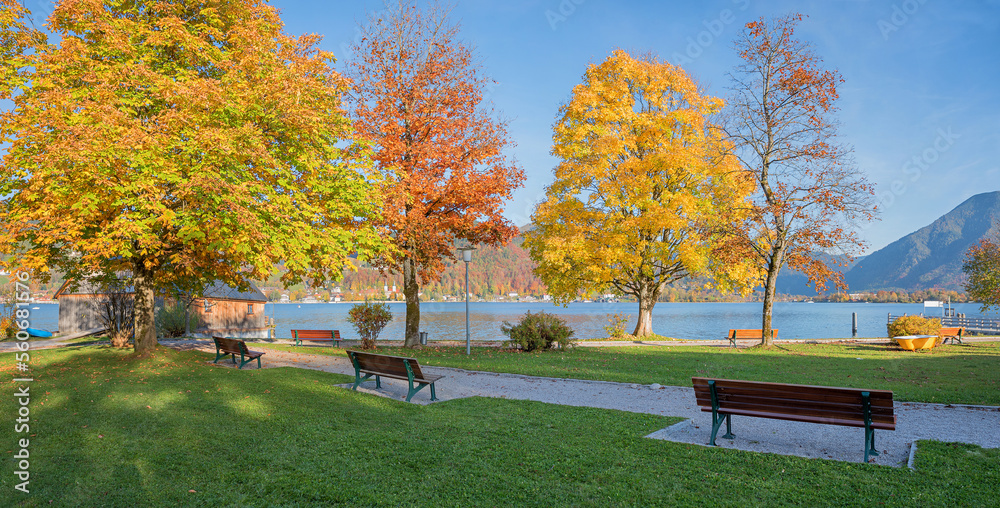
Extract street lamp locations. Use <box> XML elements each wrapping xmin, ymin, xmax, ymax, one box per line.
<box><xmin>458</xmin><ymin>246</ymin><xmax>476</xmax><ymax>355</ymax></box>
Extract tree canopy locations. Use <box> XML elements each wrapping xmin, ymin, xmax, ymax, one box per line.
<box><xmin>348</xmin><ymin>0</ymin><xmax>524</xmax><ymax>346</ymax></box>
<box><xmin>726</xmin><ymin>14</ymin><xmax>876</xmax><ymax>345</ymax></box>
<box><xmin>0</xmin><ymin>0</ymin><xmax>385</xmax><ymax>353</ymax></box>
<box><xmin>525</xmin><ymin>50</ymin><xmax>751</xmax><ymax>337</ymax></box>
<box><xmin>963</xmin><ymin>238</ymin><xmax>1000</xmax><ymax>312</ymax></box>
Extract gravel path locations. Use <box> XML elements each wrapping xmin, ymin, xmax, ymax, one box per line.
<box><xmin>172</xmin><ymin>341</ymin><xmax>1000</xmax><ymax>468</ymax></box>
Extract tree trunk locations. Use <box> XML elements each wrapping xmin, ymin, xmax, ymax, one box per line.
<box><xmin>632</xmin><ymin>283</ymin><xmax>659</xmax><ymax>337</ymax></box>
<box><xmin>402</xmin><ymin>257</ymin><xmax>421</xmax><ymax>347</ymax></box>
<box><xmin>132</xmin><ymin>262</ymin><xmax>159</xmax><ymax>355</ymax></box>
<box><xmin>760</xmin><ymin>247</ymin><xmax>784</xmax><ymax>347</ymax></box>
<box><xmin>183</xmin><ymin>293</ymin><xmax>190</xmax><ymax>337</ymax></box>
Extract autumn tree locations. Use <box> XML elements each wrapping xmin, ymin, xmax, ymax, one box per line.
<box><xmin>0</xmin><ymin>1</ymin><xmax>44</xmax><ymax>99</ymax></box>
<box><xmin>348</xmin><ymin>1</ymin><xmax>525</xmax><ymax>346</ymax></box>
<box><xmin>0</xmin><ymin>0</ymin><xmax>385</xmax><ymax>354</ymax></box>
<box><xmin>963</xmin><ymin>238</ymin><xmax>1000</xmax><ymax>311</ymax></box>
<box><xmin>525</xmin><ymin>50</ymin><xmax>751</xmax><ymax>337</ymax></box>
<box><xmin>726</xmin><ymin>14</ymin><xmax>876</xmax><ymax>346</ymax></box>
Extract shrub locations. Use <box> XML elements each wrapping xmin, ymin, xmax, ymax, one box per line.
<box><xmin>887</xmin><ymin>315</ymin><xmax>942</xmax><ymax>346</ymax></box>
<box><xmin>347</xmin><ymin>301</ymin><xmax>392</xmax><ymax>349</ymax></box>
<box><xmin>155</xmin><ymin>302</ymin><xmax>199</xmax><ymax>339</ymax></box>
<box><xmin>1</xmin><ymin>316</ymin><xmax>15</xmax><ymax>339</ymax></box>
<box><xmin>501</xmin><ymin>311</ymin><xmax>575</xmax><ymax>351</ymax></box>
<box><xmin>603</xmin><ymin>312</ymin><xmax>631</xmax><ymax>339</ymax></box>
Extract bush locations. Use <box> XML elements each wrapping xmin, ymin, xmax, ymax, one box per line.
<box><xmin>347</xmin><ymin>301</ymin><xmax>392</xmax><ymax>349</ymax></box>
<box><xmin>604</xmin><ymin>312</ymin><xmax>630</xmax><ymax>339</ymax></box>
<box><xmin>501</xmin><ymin>311</ymin><xmax>575</xmax><ymax>351</ymax></box>
<box><xmin>1</xmin><ymin>316</ymin><xmax>15</xmax><ymax>339</ymax></box>
<box><xmin>155</xmin><ymin>303</ymin><xmax>199</xmax><ymax>339</ymax></box>
<box><xmin>887</xmin><ymin>315</ymin><xmax>942</xmax><ymax>346</ymax></box>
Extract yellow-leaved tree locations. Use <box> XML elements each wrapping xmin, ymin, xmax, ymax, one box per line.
<box><xmin>524</xmin><ymin>50</ymin><xmax>752</xmax><ymax>337</ymax></box>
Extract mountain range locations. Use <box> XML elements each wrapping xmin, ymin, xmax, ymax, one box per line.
<box><xmin>843</xmin><ymin>191</ymin><xmax>1000</xmax><ymax>292</ymax></box>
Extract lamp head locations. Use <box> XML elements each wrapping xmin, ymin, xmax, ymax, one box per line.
<box><xmin>458</xmin><ymin>246</ymin><xmax>476</xmax><ymax>263</ymax></box>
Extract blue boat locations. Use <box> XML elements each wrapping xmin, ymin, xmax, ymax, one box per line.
<box><xmin>26</xmin><ymin>328</ymin><xmax>52</xmax><ymax>338</ymax></box>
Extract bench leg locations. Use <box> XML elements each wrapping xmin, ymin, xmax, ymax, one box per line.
<box><xmin>864</xmin><ymin>426</ymin><xmax>879</xmax><ymax>462</ymax></box>
<box><xmin>405</xmin><ymin>381</ymin><xmax>433</xmax><ymax>402</ymax></box>
<box><xmin>352</xmin><ymin>373</ymin><xmax>374</xmax><ymax>391</ymax></box>
<box><xmin>861</xmin><ymin>391</ymin><xmax>879</xmax><ymax>462</ymax></box>
<box><xmin>707</xmin><ymin>380</ymin><xmax>734</xmax><ymax>445</ymax></box>
<box><xmin>709</xmin><ymin>413</ymin><xmax>733</xmax><ymax>446</ymax></box>
<box><xmin>214</xmin><ymin>348</ymin><xmax>225</xmax><ymax>364</ymax></box>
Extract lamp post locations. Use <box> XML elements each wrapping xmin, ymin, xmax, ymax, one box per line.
<box><xmin>458</xmin><ymin>246</ymin><xmax>476</xmax><ymax>355</ymax></box>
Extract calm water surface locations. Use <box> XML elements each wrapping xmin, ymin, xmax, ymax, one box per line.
<box><xmin>23</xmin><ymin>301</ymin><xmax>994</xmax><ymax>342</ymax></box>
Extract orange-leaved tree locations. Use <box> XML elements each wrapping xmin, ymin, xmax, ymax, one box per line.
<box><xmin>348</xmin><ymin>0</ymin><xmax>524</xmax><ymax>346</ymax></box>
<box><xmin>726</xmin><ymin>14</ymin><xmax>877</xmax><ymax>346</ymax></box>
<box><xmin>0</xmin><ymin>0</ymin><xmax>385</xmax><ymax>354</ymax></box>
<box><xmin>525</xmin><ymin>50</ymin><xmax>753</xmax><ymax>337</ymax></box>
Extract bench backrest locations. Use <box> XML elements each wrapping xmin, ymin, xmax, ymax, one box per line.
<box><xmin>291</xmin><ymin>329</ymin><xmax>337</xmax><ymax>340</ymax></box>
<box><xmin>939</xmin><ymin>327</ymin><xmax>964</xmax><ymax>336</ymax></box>
<box><xmin>729</xmin><ymin>329</ymin><xmax>778</xmax><ymax>340</ymax></box>
<box><xmin>213</xmin><ymin>336</ymin><xmax>247</xmax><ymax>355</ymax></box>
<box><xmin>691</xmin><ymin>377</ymin><xmax>895</xmax><ymax>430</ymax></box>
<box><xmin>350</xmin><ymin>351</ymin><xmax>427</xmax><ymax>380</ymax></box>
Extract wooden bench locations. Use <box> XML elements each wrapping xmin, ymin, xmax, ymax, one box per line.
<box><xmin>291</xmin><ymin>329</ymin><xmax>342</xmax><ymax>347</ymax></box>
<box><xmin>939</xmin><ymin>327</ymin><xmax>964</xmax><ymax>345</ymax></box>
<box><xmin>692</xmin><ymin>377</ymin><xmax>896</xmax><ymax>462</ymax></box>
<box><xmin>727</xmin><ymin>328</ymin><xmax>777</xmax><ymax>347</ymax></box>
<box><xmin>212</xmin><ymin>336</ymin><xmax>266</xmax><ymax>369</ymax></box>
<box><xmin>348</xmin><ymin>351</ymin><xmax>443</xmax><ymax>402</ymax></box>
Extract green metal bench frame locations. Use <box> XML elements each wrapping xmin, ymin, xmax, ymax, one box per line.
<box><xmin>348</xmin><ymin>351</ymin><xmax>441</xmax><ymax>402</ymax></box>
<box><xmin>695</xmin><ymin>377</ymin><xmax>895</xmax><ymax>463</ymax></box>
<box><xmin>940</xmin><ymin>327</ymin><xmax>964</xmax><ymax>345</ymax></box>
<box><xmin>291</xmin><ymin>329</ymin><xmax>342</xmax><ymax>347</ymax></box>
<box><xmin>212</xmin><ymin>336</ymin><xmax>264</xmax><ymax>370</ymax></box>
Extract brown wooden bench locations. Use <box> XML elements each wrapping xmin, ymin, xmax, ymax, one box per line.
<box><xmin>692</xmin><ymin>377</ymin><xmax>895</xmax><ymax>462</ymax></box>
<box><xmin>291</xmin><ymin>329</ymin><xmax>342</xmax><ymax>347</ymax></box>
<box><xmin>939</xmin><ymin>327</ymin><xmax>964</xmax><ymax>345</ymax></box>
<box><xmin>348</xmin><ymin>350</ymin><xmax>443</xmax><ymax>402</ymax></box>
<box><xmin>212</xmin><ymin>336</ymin><xmax>266</xmax><ymax>369</ymax></box>
<box><xmin>727</xmin><ymin>328</ymin><xmax>777</xmax><ymax>347</ymax></box>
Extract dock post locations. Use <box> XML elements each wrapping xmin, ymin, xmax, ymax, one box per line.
<box><xmin>852</xmin><ymin>312</ymin><xmax>858</xmax><ymax>338</ymax></box>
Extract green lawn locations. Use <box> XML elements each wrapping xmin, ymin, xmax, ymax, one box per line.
<box><xmin>259</xmin><ymin>341</ymin><xmax>1000</xmax><ymax>405</ymax></box>
<box><xmin>1</xmin><ymin>345</ymin><xmax>998</xmax><ymax>507</ymax></box>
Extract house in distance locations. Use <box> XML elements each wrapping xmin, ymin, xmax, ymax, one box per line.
<box><xmin>54</xmin><ymin>279</ymin><xmax>270</xmax><ymax>339</ymax></box>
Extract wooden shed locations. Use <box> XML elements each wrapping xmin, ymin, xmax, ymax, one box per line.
<box><xmin>55</xmin><ymin>279</ymin><xmax>269</xmax><ymax>339</ymax></box>
<box><xmin>53</xmin><ymin>279</ymin><xmax>117</xmax><ymax>335</ymax></box>
<box><xmin>188</xmin><ymin>281</ymin><xmax>269</xmax><ymax>339</ymax></box>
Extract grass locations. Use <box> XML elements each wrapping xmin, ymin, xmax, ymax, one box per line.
<box><xmin>258</xmin><ymin>341</ymin><xmax>1000</xmax><ymax>406</ymax></box>
<box><xmin>1</xmin><ymin>345</ymin><xmax>998</xmax><ymax>507</ymax></box>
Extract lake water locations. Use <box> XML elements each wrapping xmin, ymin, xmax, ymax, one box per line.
<box><xmin>21</xmin><ymin>301</ymin><xmax>995</xmax><ymax>342</ymax></box>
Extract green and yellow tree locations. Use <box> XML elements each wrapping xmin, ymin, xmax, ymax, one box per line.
<box><xmin>0</xmin><ymin>0</ymin><xmax>385</xmax><ymax>354</ymax></box>
<box><xmin>963</xmin><ymin>238</ymin><xmax>1000</xmax><ymax>312</ymax></box>
<box><xmin>525</xmin><ymin>50</ymin><xmax>751</xmax><ymax>337</ymax></box>
<box><xmin>0</xmin><ymin>0</ymin><xmax>44</xmax><ymax>101</ymax></box>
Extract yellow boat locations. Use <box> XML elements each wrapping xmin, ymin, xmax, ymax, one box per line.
<box><xmin>895</xmin><ymin>335</ymin><xmax>937</xmax><ymax>351</ymax></box>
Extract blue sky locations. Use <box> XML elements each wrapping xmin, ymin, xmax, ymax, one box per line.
<box><xmin>21</xmin><ymin>0</ymin><xmax>1000</xmax><ymax>254</ymax></box>
<box><xmin>272</xmin><ymin>0</ymin><xmax>998</xmax><ymax>255</ymax></box>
